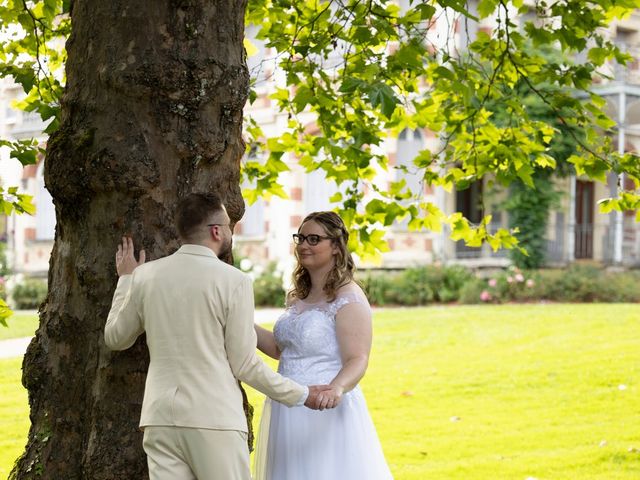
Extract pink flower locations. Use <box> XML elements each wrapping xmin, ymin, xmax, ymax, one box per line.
<box><xmin>515</xmin><ymin>273</ymin><xmax>524</xmax><ymax>282</ymax></box>
<box><xmin>488</xmin><ymin>278</ymin><xmax>497</xmax><ymax>287</ymax></box>
<box><xmin>506</xmin><ymin>276</ymin><xmax>514</xmax><ymax>283</ymax></box>
<box><xmin>480</xmin><ymin>290</ymin><xmax>492</xmax><ymax>302</ymax></box>
<box><xmin>526</xmin><ymin>278</ymin><xmax>535</xmax><ymax>288</ymax></box>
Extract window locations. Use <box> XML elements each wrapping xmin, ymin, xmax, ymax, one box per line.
<box><xmin>396</xmin><ymin>128</ymin><xmax>424</xmax><ymax>197</ymax></box>
<box><xmin>304</xmin><ymin>169</ymin><xmax>339</xmax><ymax>214</ymax></box>
<box><xmin>454</xmin><ymin>180</ymin><xmax>483</xmax><ymax>258</ymax></box>
<box><xmin>241</xmin><ymin>199</ymin><xmax>265</xmax><ymax>237</ymax></box>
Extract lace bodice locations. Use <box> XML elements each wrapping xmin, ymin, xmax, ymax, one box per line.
<box><xmin>273</xmin><ymin>291</ymin><xmax>369</xmax><ymax>385</ymax></box>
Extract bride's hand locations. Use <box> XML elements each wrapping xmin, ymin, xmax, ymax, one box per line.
<box><xmin>317</xmin><ymin>385</ymin><xmax>344</xmax><ymax>410</ymax></box>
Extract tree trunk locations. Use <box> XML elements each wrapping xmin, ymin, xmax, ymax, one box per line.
<box><xmin>11</xmin><ymin>1</ymin><xmax>250</xmax><ymax>478</ymax></box>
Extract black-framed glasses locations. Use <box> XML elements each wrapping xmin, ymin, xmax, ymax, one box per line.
<box><xmin>292</xmin><ymin>233</ymin><xmax>332</xmax><ymax>246</ymax></box>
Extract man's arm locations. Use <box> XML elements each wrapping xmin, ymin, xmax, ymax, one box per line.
<box><xmin>104</xmin><ymin>237</ymin><xmax>146</xmax><ymax>351</ymax></box>
<box><xmin>224</xmin><ymin>275</ymin><xmax>315</xmax><ymax>407</ymax></box>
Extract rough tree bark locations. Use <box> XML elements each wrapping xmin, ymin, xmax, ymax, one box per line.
<box><xmin>11</xmin><ymin>1</ymin><xmax>250</xmax><ymax>478</ymax></box>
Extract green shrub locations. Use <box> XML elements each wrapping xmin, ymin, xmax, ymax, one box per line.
<box><xmin>12</xmin><ymin>278</ymin><xmax>48</xmax><ymax>310</ymax></box>
<box><xmin>534</xmin><ymin>266</ymin><xmax>640</xmax><ymax>303</ymax></box>
<box><xmin>484</xmin><ymin>267</ymin><xmax>538</xmax><ymax>303</ymax></box>
<box><xmin>394</xmin><ymin>268</ymin><xmax>436</xmax><ymax>305</ymax></box>
<box><xmin>252</xmin><ymin>263</ymin><xmax>286</xmax><ymax>307</ymax></box>
<box><xmin>359</xmin><ymin>264</ymin><xmax>639</xmax><ymax>306</ymax></box>
<box><xmin>360</xmin><ymin>265</ymin><xmax>474</xmax><ymax>306</ymax></box>
<box><xmin>604</xmin><ymin>271</ymin><xmax>640</xmax><ymax>302</ymax></box>
<box><xmin>458</xmin><ymin>277</ymin><xmax>487</xmax><ymax>304</ymax></box>
<box><xmin>438</xmin><ymin>265</ymin><xmax>475</xmax><ymax>302</ymax></box>
<box><xmin>358</xmin><ymin>272</ymin><xmax>398</xmax><ymax>306</ymax></box>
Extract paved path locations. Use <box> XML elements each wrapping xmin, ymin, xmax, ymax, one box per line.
<box><xmin>0</xmin><ymin>308</ymin><xmax>285</xmax><ymax>360</ymax></box>
<box><xmin>0</xmin><ymin>337</ymin><xmax>32</xmax><ymax>359</ymax></box>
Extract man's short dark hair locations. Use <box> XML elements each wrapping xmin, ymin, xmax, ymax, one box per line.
<box><xmin>175</xmin><ymin>193</ymin><xmax>224</xmax><ymax>240</ymax></box>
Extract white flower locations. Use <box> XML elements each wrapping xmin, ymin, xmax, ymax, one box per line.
<box><xmin>239</xmin><ymin>258</ymin><xmax>253</xmax><ymax>271</ymax></box>
<box><xmin>253</xmin><ymin>264</ymin><xmax>265</xmax><ymax>276</ymax></box>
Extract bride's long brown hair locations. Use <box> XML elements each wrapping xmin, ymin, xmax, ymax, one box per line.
<box><xmin>289</xmin><ymin>211</ymin><xmax>356</xmax><ymax>302</ymax></box>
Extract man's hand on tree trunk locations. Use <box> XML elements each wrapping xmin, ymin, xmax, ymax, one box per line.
<box><xmin>115</xmin><ymin>236</ymin><xmax>146</xmax><ymax>276</ymax></box>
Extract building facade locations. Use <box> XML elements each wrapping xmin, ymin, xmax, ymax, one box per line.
<box><xmin>0</xmin><ymin>6</ymin><xmax>639</xmax><ymax>281</ymax></box>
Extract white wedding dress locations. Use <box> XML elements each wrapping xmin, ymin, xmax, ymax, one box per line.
<box><xmin>254</xmin><ymin>292</ymin><xmax>393</xmax><ymax>480</ymax></box>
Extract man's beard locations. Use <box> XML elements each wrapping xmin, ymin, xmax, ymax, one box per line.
<box><xmin>219</xmin><ymin>235</ymin><xmax>233</xmax><ymax>258</ymax></box>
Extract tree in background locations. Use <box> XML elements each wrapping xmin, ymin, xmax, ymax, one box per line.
<box><xmin>488</xmin><ymin>44</ymin><xmax>580</xmax><ymax>268</ymax></box>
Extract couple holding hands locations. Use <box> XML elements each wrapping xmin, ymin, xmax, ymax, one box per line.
<box><xmin>105</xmin><ymin>193</ymin><xmax>392</xmax><ymax>479</ymax></box>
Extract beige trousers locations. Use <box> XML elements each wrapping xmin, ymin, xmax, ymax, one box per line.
<box><xmin>143</xmin><ymin>426</ymin><xmax>251</xmax><ymax>480</ymax></box>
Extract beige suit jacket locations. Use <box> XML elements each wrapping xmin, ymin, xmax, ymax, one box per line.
<box><xmin>105</xmin><ymin>244</ymin><xmax>306</xmax><ymax>432</ymax></box>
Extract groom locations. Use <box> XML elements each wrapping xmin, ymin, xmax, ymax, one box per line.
<box><xmin>105</xmin><ymin>192</ymin><xmax>329</xmax><ymax>480</ymax></box>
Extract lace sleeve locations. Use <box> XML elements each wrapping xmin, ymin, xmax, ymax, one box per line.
<box><xmin>328</xmin><ymin>291</ymin><xmax>370</xmax><ymax>318</ymax></box>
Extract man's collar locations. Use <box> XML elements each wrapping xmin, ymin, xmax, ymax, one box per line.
<box><xmin>177</xmin><ymin>244</ymin><xmax>218</xmax><ymax>258</ymax></box>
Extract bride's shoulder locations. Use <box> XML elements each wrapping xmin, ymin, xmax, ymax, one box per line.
<box><xmin>335</xmin><ymin>282</ymin><xmax>369</xmax><ymax>305</ymax></box>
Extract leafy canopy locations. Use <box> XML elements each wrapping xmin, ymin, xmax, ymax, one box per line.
<box><xmin>0</xmin><ymin>0</ymin><xmax>69</xmax><ymax>323</ymax></box>
<box><xmin>244</xmin><ymin>0</ymin><xmax>640</xmax><ymax>258</ymax></box>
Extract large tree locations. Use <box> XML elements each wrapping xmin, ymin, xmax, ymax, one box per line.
<box><xmin>8</xmin><ymin>1</ymin><xmax>250</xmax><ymax>478</ymax></box>
<box><xmin>1</xmin><ymin>0</ymin><xmax>639</xmax><ymax>477</ymax></box>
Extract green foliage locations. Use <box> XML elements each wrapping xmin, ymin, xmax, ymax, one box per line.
<box><xmin>0</xmin><ymin>243</ymin><xmax>10</xmax><ymax>279</ymax></box>
<box><xmin>472</xmin><ymin>266</ymin><xmax>539</xmax><ymax>303</ymax></box>
<box><xmin>235</xmin><ymin>255</ymin><xmax>286</xmax><ymax>307</ymax></box>
<box><xmin>245</xmin><ymin>0</ymin><xmax>640</xmax><ymax>261</ymax></box>
<box><xmin>359</xmin><ymin>265</ymin><xmax>474</xmax><ymax>305</ymax></box>
<box><xmin>457</xmin><ymin>277</ymin><xmax>487</xmax><ymax>305</ymax></box>
<box><xmin>11</xmin><ymin>278</ymin><xmax>48</xmax><ymax>310</ymax></box>
<box><xmin>534</xmin><ymin>265</ymin><xmax>640</xmax><ymax>303</ymax></box>
<box><xmin>0</xmin><ymin>0</ymin><xmax>67</xmax><ymax>321</ymax></box>
<box><xmin>489</xmin><ymin>46</ymin><xmax>580</xmax><ymax>269</ymax></box>
<box><xmin>361</xmin><ymin>264</ymin><xmax>640</xmax><ymax>305</ymax></box>
<box><xmin>464</xmin><ymin>264</ymin><xmax>640</xmax><ymax>304</ymax></box>
<box><xmin>251</xmin><ymin>263</ymin><xmax>286</xmax><ymax>307</ymax></box>
<box><xmin>0</xmin><ymin>0</ymin><xmax>68</xmax><ymax>132</ymax></box>
<box><xmin>504</xmin><ymin>176</ymin><xmax>560</xmax><ymax>269</ymax></box>
<box><xmin>0</xmin><ymin>242</ymin><xmax>11</xmax><ymax>325</ymax></box>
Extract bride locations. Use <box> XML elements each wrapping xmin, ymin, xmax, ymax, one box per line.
<box><xmin>254</xmin><ymin>211</ymin><xmax>393</xmax><ymax>479</ymax></box>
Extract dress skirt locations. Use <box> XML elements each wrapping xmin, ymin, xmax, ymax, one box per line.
<box><xmin>254</xmin><ymin>387</ymin><xmax>393</xmax><ymax>480</ymax></box>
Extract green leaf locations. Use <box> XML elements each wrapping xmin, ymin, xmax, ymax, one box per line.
<box><xmin>477</xmin><ymin>0</ymin><xmax>499</xmax><ymax>18</ymax></box>
<box><xmin>587</xmin><ymin>47</ymin><xmax>610</xmax><ymax>66</ymax></box>
<box><xmin>339</xmin><ymin>77</ymin><xmax>363</xmax><ymax>94</ymax></box>
<box><xmin>415</xmin><ymin>4</ymin><xmax>436</xmax><ymax>20</ymax></box>
<box><xmin>0</xmin><ymin>299</ymin><xmax>12</xmax><ymax>327</ymax></box>
<box><xmin>367</xmin><ymin>83</ymin><xmax>400</xmax><ymax>119</ymax></box>
<box><xmin>293</xmin><ymin>86</ymin><xmax>315</xmax><ymax>113</ymax></box>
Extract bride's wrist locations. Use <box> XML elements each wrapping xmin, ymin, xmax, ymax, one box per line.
<box><xmin>330</xmin><ymin>383</ymin><xmax>345</xmax><ymax>395</ymax></box>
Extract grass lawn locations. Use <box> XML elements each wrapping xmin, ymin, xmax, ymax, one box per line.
<box><xmin>2</xmin><ymin>304</ymin><xmax>640</xmax><ymax>479</ymax></box>
<box><xmin>0</xmin><ymin>357</ymin><xmax>29</xmax><ymax>479</ymax></box>
<box><xmin>0</xmin><ymin>312</ymin><xmax>39</xmax><ymax>341</ymax></box>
